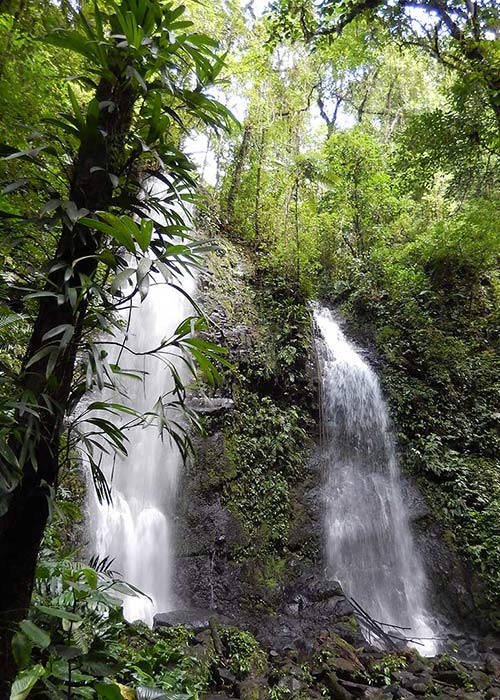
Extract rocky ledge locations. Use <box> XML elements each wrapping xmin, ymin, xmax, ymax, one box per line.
<box><xmin>148</xmin><ymin>612</ymin><xmax>500</xmax><ymax>700</ymax></box>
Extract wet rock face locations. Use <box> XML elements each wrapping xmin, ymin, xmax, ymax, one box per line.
<box><xmin>401</xmin><ymin>476</ymin><xmax>480</xmax><ymax>632</ymax></box>
<box><xmin>173</xmin><ymin>431</ymin><xmax>363</xmax><ymax>650</ymax></box>
<box><xmin>153</xmin><ymin>609</ymin><xmax>232</xmax><ymax>634</ymax></box>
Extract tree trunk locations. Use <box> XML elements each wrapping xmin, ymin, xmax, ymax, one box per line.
<box><xmin>293</xmin><ymin>177</ymin><xmax>300</xmax><ymax>284</ymax></box>
<box><xmin>254</xmin><ymin>127</ymin><xmax>266</xmax><ymax>243</ymax></box>
<box><xmin>226</xmin><ymin>123</ymin><xmax>252</xmax><ymax>227</ymax></box>
<box><xmin>0</xmin><ymin>75</ymin><xmax>135</xmax><ymax>698</ymax></box>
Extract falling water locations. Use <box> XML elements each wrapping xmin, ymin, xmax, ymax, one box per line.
<box><xmin>315</xmin><ymin>306</ymin><xmax>438</xmax><ymax>655</ymax></box>
<box><xmin>88</xmin><ymin>187</ymin><xmax>195</xmax><ymax>625</ymax></box>
<box><xmin>88</xmin><ymin>276</ymin><xmax>195</xmax><ymax>625</ymax></box>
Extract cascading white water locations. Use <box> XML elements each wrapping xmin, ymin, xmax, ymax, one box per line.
<box><xmin>87</xmin><ymin>182</ymin><xmax>195</xmax><ymax>626</ymax></box>
<box><xmin>315</xmin><ymin>306</ymin><xmax>438</xmax><ymax>655</ymax></box>
<box><xmin>89</xmin><ymin>275</ymin><xmax>195</xmax><ymax>625</ymax></box>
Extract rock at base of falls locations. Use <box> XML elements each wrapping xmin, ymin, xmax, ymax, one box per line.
<box><xmin>153</xmin><ymin>608</ymin><xmax>233</xmax><ymax>634</ymax></box>
<box><xmin>186</xmin><ymin>397</ymin><xmax>234</xmax><ymax>415</ymax></box>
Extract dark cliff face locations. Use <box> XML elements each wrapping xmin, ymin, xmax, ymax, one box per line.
<box><xmin>170</xmin><ymin>239</ymin><xmax>491</xmax><ymax>655</ymax></box>
<box><xmin>169</xmin><ymin>239</ymin><xmax>364</xmax><ymax>649</ymax></box>
<box><xmin>174</xmin><ymin>434</ymin><xmax>365</xmax><ymax>649</ymax></box>
<box><xmin>400</xmin><ymin>476</ymin><xmax>480</xmax><ymax>634</ymax></box>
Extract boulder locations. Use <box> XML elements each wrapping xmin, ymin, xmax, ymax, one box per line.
<box><xmin>471</xmin><ymin>670</ymin><xmax>492</xmax><ymax>690</ymax></box>
<box><xmin>393</xmin><ymin>688</ymin><xmax>416</xmax><ymax>700</ymax></box>
<box><xmin>324</xmin><ymin>672</ymin><xmax>354</xmax><ymax>700</ymax></box>
<box><xmin>485</xmin><ymin>655</ymin><xmax>500</xmax><ymax>678</ymax></box>
<box><xmin>434</xmin><ymin>670</ymin><xmax>468</xmax><ymax>687</ymax></box>
<box><xmin>153</xmin><ymin>608</ymin><xmax>232</xmax><ymax>633</ymax></box>
<box><xmin>187</xmin><ymin>397</ymin><xmax>234</xmax><ymax>416</ymax></box>
<box><xmin>485</xmin><ymin>689</ymin><xmax>500</xmax><ymax>699</ymax></box>
<box><xmin>327</xmin><ymin>657</ymin><xmax>363</xmax><ymax>681</ymax></box>
<box><xmin>394</xmin><ymin>671</ymin><xmax>421</xmax><ymax>690</ymax></box>
<box><xmin>238</xmin><ymin>676</ymin><xmax>268</xmax><ymax>700</ymax></box>
<box><xmin>410</xmin><ymin>683</ymin><xmax>428</xmax><ymax>695</ymax></box>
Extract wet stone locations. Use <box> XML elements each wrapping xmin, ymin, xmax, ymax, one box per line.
<box><xmin>218</xmin><ymin>667</ymin><xmax>237</xmax><ymax>688</ymax></box>
<box><xmin>393</xmin><ymin>688</ymin><xmax>416</xmax><ymax>700</ymax></box>
<box><xmin>238</xmin><ymin>676</ymin><xmax>268</xmax><ymax>700</ymax></box>
<box><xmin>411</xmin><ymin>683</ymin><xmax>429</xmax><ymax>695</ymax></box>
<box><xmin>282</xmin><ymin>676</ymin><xmax>303</xmax><ymax>692</ymax></box>
<box><xmin>455</xmin><ymin>691</ymin><xmax>482</xmax><ymax>700</ymax></box>
<box><xmin>364</xmin><ymin>689</ymin><xmax>390</xmax><ymax>700</ymax></box>
<box><xmin>327</xmin><ymin>657</ymin><xmax>361</xmax><ymax>679</ymax></box>
<box><xmin>485</xmin><ymin>689</ymin><xmax>500</xmax><ymax>699</ymax></box>
<box><xmin>408</xmin><ymin>659</ymin><xmax>429</xmax><ymax>675</ymax></box>
<box><xmin>324</xmin><ymin>672</ymin><xmax>354</xmax><ymax>700</ymax></box>
<box><xmin>395</xmin><ymin>671</ymin><xmax>420</xmax><ymax>689</ymax></box>
<box><xmin>485</xmin><ymin>656</ymin><xmax>500</xmax><ymax>678</ymax></box>
<box><xmin>435</xmin><ymin>670</ymin><xmax>468</xmax><ymax>687</ymax></box>
<box><xmin>153</xmin><ymin>608</ymin><xmax>232</xmax><ymax>633</ymax></box>
<box><xmin>471</xmin><ymin>671</ymin><xmax>492</xmax><ymax>690</ymax></box>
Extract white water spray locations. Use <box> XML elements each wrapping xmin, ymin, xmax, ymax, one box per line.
<box><xmin>315</xmin><ymin>306</ymin><xmax>438</xmax><ymax>655</ymax></box>
<box><xmin>88</xmin><ymin>188</ymin><xmax>195</xmax><ymax>625</ymax></box>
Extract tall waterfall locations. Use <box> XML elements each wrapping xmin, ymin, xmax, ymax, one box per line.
<box><xmin>87</xmin><ymin>181</ymin><xmax>196</xmax><ymax>625</ymax></box>
<box><xmin>315</xmin><ymin>306</ymin><xmax>438</xmax><ymax>655</ymax></box>
<box><xmin>89</xmin><ymin>278</ymin><xmax>194</xmax><ymax>624</ymax></box>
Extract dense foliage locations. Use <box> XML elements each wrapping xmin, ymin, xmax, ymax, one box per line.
<box><xmin>193</xmin><ymin>234</ymin><xmax>317</xmax><ymax>611</ymax></box>
<box><xmin>1</xmin><ymin>0</ymin><xmax>500</xmax><ymax>695</ymax></box>
<box><xmin>0</xmin><ymin>0</ymin><xmax>232</xmax><ymax>691</ymax></box>
<box><xmin>10</xmin><ymin>506</ymin><xmax>266</xmax><ymax>698</ymax></box>
<box><xmin>205</xmin><ymin>0</ymin><xmax>500</xmax><ymax>623</ymax></box>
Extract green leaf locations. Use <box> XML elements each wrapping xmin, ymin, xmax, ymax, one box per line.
<box><xmin>53</xmin><ymin>645</ymin><xmax>83</xmax><ymax>660</ymax></box>
<box><xmin>94</xmin><ymin>682</ymin><xmax>122</xmax><ymax>700</ymax></box>
<box><xmin>45</xmin><ymin>30</ymin><xmax>97</xmax><ymax>60</ymax></box>
<box><xmin>25</xmin><ymin>345</ymin><xmax>58</xmax><ymax>370</ymax></box>
<box><xmin>1</xmin><ymin>179</ymin><xmax>28</xmax><ymax>194</ymax></box>
<box><xmin>79</xmin><ymin>567</ymin><xmax>98</xmax><ymax>589</ymax></box>
<box><xmin>3</xmin><ymin>146</ymin><xmax>56</xmax><ymax>162</ymax></box>
<box><xmin>10</xmin><ymin>665</ymin><xmax>45</xmax><ymax>700</ymax></box>
<box><xmin>19</xmin><ymin>620</ymin><xmax>50</xmax><ymax>649</ymax></box>
<box><xmin>41</xmin><ymin>324</ymin><xmax>74</xmax><ymax>342</ymax></box>
<box><xmin>136</xmin><ymin>688</ymin><xmax>189</xmax><ymax>700</ymax></box>
<box><xmin>80</xmin><ymin>215</ymin><xmax>136</xmax><ymax>253</ymax></box>
<box><xmin>0</xmin><ymin>435</ymin><xmax>20</xmax><ymax>471</ymax></box>
<box><xmin>0</xmin><ymin>311</ymin><xmax>25</xmax><ymax>329</ymax></box>
<box><xmin>35</xmin><ymin>605</ymin><xmax>82</xmax><ymax>622</ymax></box>
<box><xmin>110</xmin><ymin>267</ymin><xmax>136</xmax><ymax>294</ymax></box>
<box><xmin>135</xmin><ymin>219</ymin><xmax>154</xmax><ymax>252</ymax></box>
<box><xmin>126</xmin><ymin>65</ymin><xmax>148</xmax><ymax>93</ymax></box>
<box><xmin>11</xmin><ymin>632</ymin><xmax>32</xmax><ymax>672</ymax></box>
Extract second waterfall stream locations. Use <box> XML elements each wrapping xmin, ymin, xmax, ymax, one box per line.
<box><xmin>315</xmin><ymin>305</ymin><xmax>438</xmax><ymax>655</ymax></box>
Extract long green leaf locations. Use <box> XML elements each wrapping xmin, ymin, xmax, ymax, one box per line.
<box><xmin>10</xmin><ymin>665</ymin><xmax>45</xmax><ymax>700</ymax></box>
<box><xmin>19</xmin><ymin>621</ymin><xmax>50</xmax><ymax>649</ymax></box>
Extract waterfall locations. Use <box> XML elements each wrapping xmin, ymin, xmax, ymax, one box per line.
<box><xmin>88</xmin><ymin>276</ymin><xmax>195</xmax><ymax>625</ymax></box>
<box><xmin>315</xmin><ymin>306</ymin><xmax>438</xmax><ymax>655</ymax></box>
<box><xmin>87</xmin><ymin>186</ymin><xmax>195</xmax><ymax>626</ymax></box>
